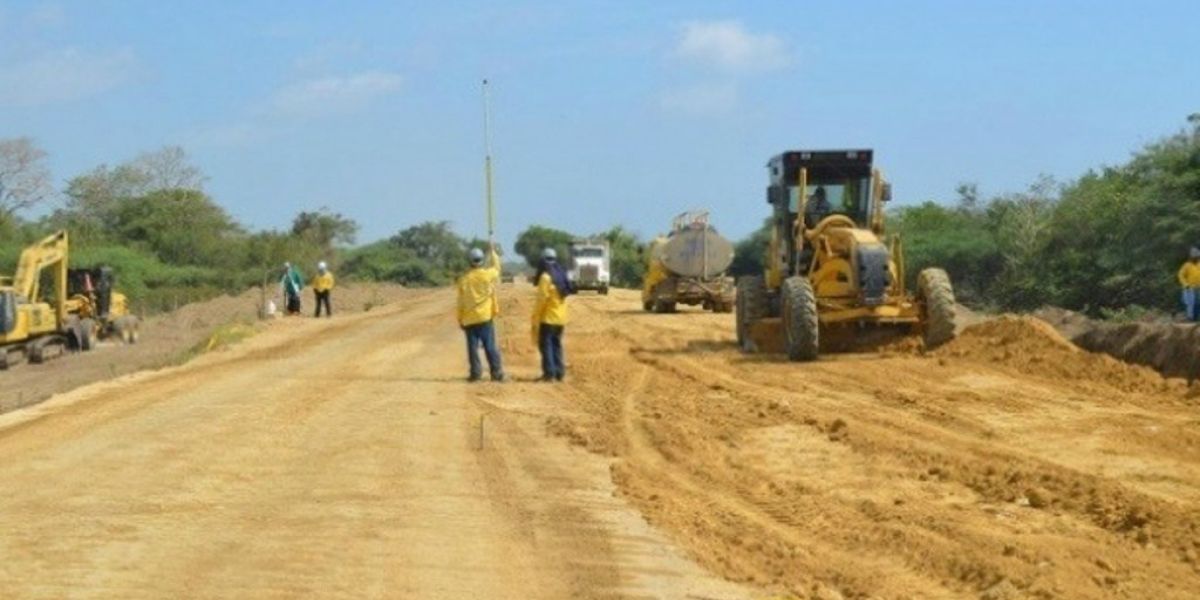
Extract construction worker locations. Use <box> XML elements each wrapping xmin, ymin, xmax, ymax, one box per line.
<box><xmin>281</xmin><ymin>262</ymin><xmax>303</xmax><ymax>315</ymax></box>
<box><xmin>456</xmin><ymin>245</ymin><xmax>505</xmax><ymax>382</ymax></box>
<box><xmin>805</xmin><ymin>186</ymin><xmax>831</xmax><ymax>227</ymax></box>
<box><xmin>532</xmin><ymin>247</ymin><xmax>572</xmax><ymax>382</ymax></box>
<box><xmin>312</xmin><ymin>261</ymin><xmax>335</xmax><ymax>318</ymax></box>
<box><xmin>1179</xmin><ymin>247</ymin><xmax>1200</xmax><ymax>322</ymax></box>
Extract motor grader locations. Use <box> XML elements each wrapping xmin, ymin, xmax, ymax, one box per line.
<box><xmin>0</xmin><ymin>230</ymin><xmax>139</xmax><ymax>369</ymax></box>
<box><xmin>736</xmin><ymin>149</ymin><xmax>956</xmax><ymax>360</ymax></box>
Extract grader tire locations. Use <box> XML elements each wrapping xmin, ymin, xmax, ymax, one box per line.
<box><xmin>918</xmin><ymin>268</ymin><xmax>957</xmax><ymax>349</ymax></box>
<box><xmin>782</xmin><ymin>276</ymin><xmax>819</xmax><ymax>361</ymax></box>
<box><xmin>735</xmin><ymin>276</ymin><xmax>767</xmax><ymax>352</ymax></box>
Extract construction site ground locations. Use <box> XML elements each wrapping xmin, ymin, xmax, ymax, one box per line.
<box><xmin>1</xmin><ymin>285</ymin><xmax>1198</xmax><ymax>599</ymax></box>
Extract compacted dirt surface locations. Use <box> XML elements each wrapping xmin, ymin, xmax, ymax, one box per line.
<box><xmin>2</xmin><ymin>285</ymin><xmax>1199</xmax><ymax>599</ymax></box>
<box><xmin>0</xmin><ymin>283</ymin><xmax>408</xmax><ymax>414</ymax></box>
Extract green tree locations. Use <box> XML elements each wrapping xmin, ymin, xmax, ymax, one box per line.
<box><xmin>291</xmin><ymin>208</ymin><xmax>360</xmax><ymax>253</ymax></box>
<box><xmin>597</xmin><ymin>225</ymin><xmax>644</xmax><ymax>288</ymax></box>
<box><xmin>729</xmin><ymin>219</ymin><xmax>771</xmax><ymax>277</ymax></box>
<box><xmin>111</xmin><ymin>189</ymin><xmax>244</xmax><ymax>269</ymax></box>
<box><xmin>513</xmin><ymin>225</ymin><xmax>574</xmax><ymax>269</ymax></box>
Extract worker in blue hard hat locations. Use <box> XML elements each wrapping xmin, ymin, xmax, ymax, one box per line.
<box><xmin>456</xmin><ymin>244</ymin><xmax>505</xmax><ymax>382</ymax></box>
<box><xmin>531</xmin><ymin>247</ymin><xmax>573</xmax><ymax>382</ymax></box>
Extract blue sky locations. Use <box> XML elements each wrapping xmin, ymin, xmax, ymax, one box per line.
<box><xmin>2</xmin><ymin>1</ymin><xmax>1198</xmax><ymax>248</ymax></box>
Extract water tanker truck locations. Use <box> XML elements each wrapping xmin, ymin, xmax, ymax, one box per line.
<box><xmin>641</xmin><ymin>211</ymin><xmax>736</xmax><ymax>313</ymax></box>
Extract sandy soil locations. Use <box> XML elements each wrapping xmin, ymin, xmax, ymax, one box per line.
<box><xmin>0</xmin><ymin>283</ymin><xmax>408</xmax><ymax>414</ymax></box>
<box><xmin>0</xmin><ymin>285</ymin><xmax>748</xmax><ymax>600</ymax></box>
<box><xmin>2</xmin><ymin>285</ymin><xmax>1199</xmax><ymax>598</ymax></box>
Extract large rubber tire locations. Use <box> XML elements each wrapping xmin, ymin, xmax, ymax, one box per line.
<box><xmin>782</xmin><ymin>276</ymin><xmax>819</xmax><ymax>362</ymax></box>
<box><xmin>642</xmin><ymin>300</ymin><xmax>653</xmax><ymax>312</ymax></box>
<box><xmin>735</xmin><ymin>276</ymin><xmax>767</xmax><ymax>352</ymax></box>
<box><xmin>600</xmin><ymin>286</ymin><xmax>609</xmax><ymax>296</ymax></box>
<box><xmin>78</xmin><ymin>318</ymin><xmax>97</xmax><ymax>351</ymax></box>
<box><xmin>918</xmin><ymin>268</ymin><xmax>957</xmax><ymax>349</ymax></box>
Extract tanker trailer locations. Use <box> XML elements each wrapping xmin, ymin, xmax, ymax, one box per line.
<box><xmin>641</xmin><ymin>211</ymin><xmax>736</xmax><ymax>313</ymax></box>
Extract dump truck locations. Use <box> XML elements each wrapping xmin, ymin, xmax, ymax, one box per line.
<box><xmin>642</xmin><ymin>211</ymin><xmax>736</xmax><ymax>313</ymax></box>
<box><xmin>736</xmin><ymin>149</ymin><xmax>956</xmax><ymax>360</ymax></box>
<box><xmin>0</xmin><ymin>231</ymin><xmax>138</xmax><ymax>369</ymax></box>
<box><xmin>568</xmin><ymin>239</ymin><xmax>610</xmax><ymax>294</ymax></box>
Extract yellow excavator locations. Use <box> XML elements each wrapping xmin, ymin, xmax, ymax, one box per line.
<box><xmin>736</xmin><ymin>150</ymin><xmax>956</xmax><ymax>360</ymax></box>
<box><xmin>0</xmin><ymin>231</ymin><xmax>138</xmax><ymax>369</ymax></box>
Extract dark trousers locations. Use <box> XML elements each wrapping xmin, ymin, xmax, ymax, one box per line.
<box><xmin>538</xmin><ymin>323</ymin><xmax>565</xmax><ymax>380</ymax></box>
<box><xmin>464</xmin><ymin>320</ymin><xmax>504</xmax><ymax>380</ymax></box>
<box><xmin>285</xmin><ymin>292</ymin><xmax>301</xmax><ymax>314</ymax></box>
<box><xmin>314</xmin><ymin>290</ymin><xmax>332</xmax><ymax>317</ymax></box>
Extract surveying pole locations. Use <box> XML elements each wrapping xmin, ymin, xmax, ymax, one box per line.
<box><xmin>482</xmin><ymin>79</ymin><xmax>496</xmax><ymax>250</ymax></box>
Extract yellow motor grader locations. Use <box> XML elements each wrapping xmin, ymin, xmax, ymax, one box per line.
<box><xmin>736</xmin><ymin>150</ymin><xmax>956</xmax><ymax>360</ymax></box>
<box><xmin>0</xmin><ymin>231</ymin><xmax>138</xmax><ymax>369</ymax></box>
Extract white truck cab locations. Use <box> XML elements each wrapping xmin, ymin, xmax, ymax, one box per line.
<box><xmin>568</xmin><ymin>240</ymin><xmax>611</xmax><ymax>294</ymax></box>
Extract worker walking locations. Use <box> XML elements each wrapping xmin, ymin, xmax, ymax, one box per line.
<box><xmin>312</xmin><ymin>261</ymin><xmax>335</xmax><ymax>318</ymax></box>
<box><xmin>1179</xmin><ymin>248</ymin><xmax>1200</xmax><ymax>322</ymax></box>
<box><xmin>532</xmin><ymin>248</ymin><xmax>572</xmax><ymax>382</ymax></box>
<box><xmin>456</xmin><ymin>246</ymin><xmax>506</xmax><ymax>382</ymax></box>
<box><xmin>281</xmin><ymin>262</ymin><xmax>303</xmax><ymax>316</ymax></box>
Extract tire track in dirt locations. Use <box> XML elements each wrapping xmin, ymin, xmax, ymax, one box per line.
<box><xmin>544</xmin><ymin>289</ymin><xmax>1200</xmax><ymax>599</ymax></box>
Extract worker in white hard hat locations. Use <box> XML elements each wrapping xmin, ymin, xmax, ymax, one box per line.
<box><xmin>531</xmin><ymin>247</ymin><xmax>573</xmax><ymax>382</ymax></box>
<box><xmin>312</xmin><ymin>261</ymin><xmax>335</xmax><ymax>318</ymax></box>
<box><xmin>456</xmin><ymin>244</ymin><xmax>505</xmax><ymax>382</ymax></box>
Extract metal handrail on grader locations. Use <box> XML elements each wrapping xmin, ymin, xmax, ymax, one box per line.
<box><xmin>736</xmin><ymin>149</ymin><xmax>957</xmax><ymax>360</ymax></box>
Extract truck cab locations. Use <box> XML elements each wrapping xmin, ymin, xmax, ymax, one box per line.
<box><xmin>568</xmin><ymin>240</ymin><xmax>611</xmax><ymax>294</ymax></box>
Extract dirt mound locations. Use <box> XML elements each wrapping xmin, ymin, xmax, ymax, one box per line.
<box><xmin>938</xmin><ymin>316</ymin><xmax>1170</xmax><ymax>393</ymax></box>
<box><xmin>1037</xmin><ymin>307</ymin><xmax>1200</xmax><ymax>381</ymax></box>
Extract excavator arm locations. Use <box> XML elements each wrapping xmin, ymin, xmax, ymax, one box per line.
<box><xmin>11</xmin><ymin>230</ymin><xmax>69</xmax><ymax>326</ymax></box>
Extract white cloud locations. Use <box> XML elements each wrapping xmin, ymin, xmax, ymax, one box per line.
<box><xmin>673</xmin><ymin>20</ymin><xmax>789</xmax><ymax>72</ymax></box>
<box><xmin>658</xmin><ymin>81</ymin><xmax>738</xmax><ymax>116</ymax></box>
<box><xmin>0</xmin><ymin>47</ymin><xmax>139</xmax><ymax>107</ymax></box>
<box><xmin>268</xmin><ymin>71</ymin><xmax>403</xmax><ymax>118</ymax></box>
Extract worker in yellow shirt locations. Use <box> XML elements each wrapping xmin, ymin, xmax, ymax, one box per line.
<box><xmin>312</xmin><ymin>261</ymin><xmax>335</xmax><ymax>318</ymax></box>
<box><xmin>456</xmin><ymin>246</ymin><xmax>505</xmax><ymax>382</ymax></box>
<box><xmin>531</xmin><ymin>248</ymin><xmax>573</xmax><ymax>382</ymax></box>
<box><xmin>1178</xmin><ymin>248</ymin><xmax>1200</xmax><ymax>322</ymax></box>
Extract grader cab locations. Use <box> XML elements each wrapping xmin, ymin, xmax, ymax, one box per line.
<box><xmin>735</xmin><ymin>150</ymin><xmax>957</xmax><ymax>360</ymax></box>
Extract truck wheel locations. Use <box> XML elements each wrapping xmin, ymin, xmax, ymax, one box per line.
<box><xmin>736</xmin><ymin>276</ymin><xmax>767</xmax><ymax>351</ymax></box>
<box><xmin>654</xmin><ymin>301</ymin><xmax>676</xmax><ymax>314</ymax></box>
<box><xmin>600</xmin><ymin>286</ymin><xmax>609</xmax><ymax>296</ymax></box>
<box><xmin>918</xmin><ymin>268</ymin><xmax>957</xmax><ymax>349</ymax></box>
<box><xmin>782</xmin><ymin>276</ymin><xmax>819</xmax><ymax>361</ymax></box>
<box><xmin>642</xmin><ymin>300</ymin><xmax>653</xmax><ymax>312</ymax></box>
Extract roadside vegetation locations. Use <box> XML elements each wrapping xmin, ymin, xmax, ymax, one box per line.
<box><xmin>733</xmin><ymin>116</ymin><xmax>1200</xmax><ymax>316</ymax></box>
<box><xmin>2</xmin><ymin>115</ymin><xmax>1197</xmax><ymax>317</ymax></box>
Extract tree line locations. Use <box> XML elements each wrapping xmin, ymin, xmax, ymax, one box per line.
<box><xmin>4</xmin><ymin>115</ymin><xmax>1198</xmax><ymax>317</ymax></box>
<box><xmin>732</xmin><ymin>116</ymin><xmax>1200</xmax><ymax>317</ymax></box>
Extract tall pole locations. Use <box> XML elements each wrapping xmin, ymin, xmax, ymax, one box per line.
<box><xmin>482</xmin><ymin>79</ymin><xmax>495</xmax><ymax>249</ymax></box>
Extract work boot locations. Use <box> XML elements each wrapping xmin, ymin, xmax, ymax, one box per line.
<box><xmin>467</xmin><ymin>374</ymin><xmax>482</xmax><ymax>383</ymax></box>
<box><xmin>491</xmin><ymin>373</ymin><xmax>507</xmax><ymax>383</ymax></box>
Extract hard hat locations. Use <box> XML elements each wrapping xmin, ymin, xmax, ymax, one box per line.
<box><xmin>318</xmin><ymin>261</ymin><xmax>328</xmax><ymax>271</ymax></box>
<box><xmin>469</xmin><ymin>247</ymin><xmax>485</xmax><ymax>264</ymax></box>
<box><xmin>542</xmin><ymin>247</ymin><xmax>557</xmax><ymax>261</ymax></box>
<box><xmin>283</xmin><ymin>261</ymin><xmax>291</xmax><ymax>268</ymax></box>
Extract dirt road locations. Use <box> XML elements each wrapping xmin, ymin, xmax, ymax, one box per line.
<box><xmin>2</xmin><ymin>285</ymin><xmax>1199</xmax><ymax>599</ymax></box>
<box><xmin>0</xmin><ymin>287</ymin><xmax>747</xmax><ymax>600</ymax></box>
